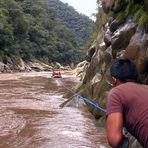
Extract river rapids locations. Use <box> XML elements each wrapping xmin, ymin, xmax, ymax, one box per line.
<box><xmin>0</xmin><ymin>72</ymin><xmax>110</xmax><ymax>148</ymax></box>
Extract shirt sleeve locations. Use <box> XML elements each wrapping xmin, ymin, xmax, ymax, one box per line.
<box><xmin>106</xmin><ymin>88</ymin><xmax>123</xmax><ymax>116</ymax></box>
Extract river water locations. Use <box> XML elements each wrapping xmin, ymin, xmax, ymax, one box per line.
<box><xmin>0</xmin><ymin>72</ymin><xmax>110</xmax><ymax>148</ymax></box>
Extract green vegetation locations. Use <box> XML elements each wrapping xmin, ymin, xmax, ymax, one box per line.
<box><xmin>116</xmin><ymin>0</ymin><xmax>148</xmax><ymax>26</ymax></box>
<box><xmin>48</xmin><ymin>0</ymin><xmax>93</xmax><ymax>47</ymax></box>
<box><xmin>94</xmin><ymin>0</ymin><xmax>148</xmax><ymax>32</ymax></box>
<box><xmin>123</xmin><ymin>0</ymin><xmax>148</xmax><ymax>26</ymax></box>
<box><xmin>135</xmin><ymin>6</ymin><xmax>148</xmax><ymax>26</ymax></box>
<box><xmin>0</xmin><ymin>0</ymin><xmax>93</xmax><ymax>65</ymax></box>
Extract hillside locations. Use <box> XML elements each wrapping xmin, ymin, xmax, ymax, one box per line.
<box><xmin>0</xmin><ymin>0</ymin><xmax>93</xmax><ymax>68</ymax></box>
<box><xmin>48</xmin><ymin>0</ymin><xmax>93</xmax><ymax>47</ymax></box>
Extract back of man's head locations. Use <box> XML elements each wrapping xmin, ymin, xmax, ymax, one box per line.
<box><xmin>110</xmin><ymin>59</ymin><xmax>138</xmax><ymax>82</ymax></box>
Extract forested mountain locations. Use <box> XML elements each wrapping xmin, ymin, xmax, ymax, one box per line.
<box><xmin>48</xmin><ymin>0</ymin><xmax>93</xmax><ymax>47</ymax></box>
<box><xmin>0</xmin><ymin>0</ymin><xmax>93</xmax><ymax>65</ymax></box>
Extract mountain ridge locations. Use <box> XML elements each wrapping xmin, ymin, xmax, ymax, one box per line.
<box><xmin>0</xmin><ymin>0</ymin><xmax>93</xmax><ymax>72</ymax></box>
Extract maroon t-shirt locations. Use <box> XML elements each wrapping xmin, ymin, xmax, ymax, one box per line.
<box><xmin>107</xmin><ymin>82</ymin><xmax>148</xmax><ymax>148</ymax></box>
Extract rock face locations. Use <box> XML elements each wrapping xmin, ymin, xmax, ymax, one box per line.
<box><xmin>0</xmin><ymin>57</ymin><xmax>53</xmax><ymax>73</ymax></box>
<box><xmin>77</xmin><ymin>0</ymin><xmax>148</xmax><ymax>119</ymax></box>
<box><xmin>102</xmin><ymin>0</ymin><xmax>124</xmax><ymax>13</ymax></box>
<box><xmin>76</xmin><ymin>1</ymin><xmax>147</xmax><ymax>146</ymax></box>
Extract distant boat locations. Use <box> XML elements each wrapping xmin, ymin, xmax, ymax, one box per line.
<box><xmin>52</xmin><ymin>71</ymin><xmax>62</xmax><ymax>78</ymax></box>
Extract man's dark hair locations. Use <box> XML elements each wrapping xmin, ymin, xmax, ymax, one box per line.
<box><xmin>110</xmin><ymin>59</ymin><xmax>138</xmax><ymax>82</ymax></box>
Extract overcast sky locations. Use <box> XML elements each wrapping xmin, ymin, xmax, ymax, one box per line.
<box><xmin>60</xmin><ymin>0</ymin><xmax>97</xmax><ymax>20</ymax></box>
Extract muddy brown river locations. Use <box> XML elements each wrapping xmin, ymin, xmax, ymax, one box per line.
<box><xmin>0</xmin><ymin>72</ymin><xmax>110</xmax><ymax>148</ymax></box>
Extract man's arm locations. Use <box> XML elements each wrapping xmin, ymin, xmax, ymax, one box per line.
<box><xmin>107</xmin><ymin>112</ymin><xmax>123</xmax><ymax>147</ymax></box>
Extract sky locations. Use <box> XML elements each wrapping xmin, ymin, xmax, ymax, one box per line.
<box><xmin>60</xmin><ymin>0</ymin><xmax>97</xmax><ymax>20</ymax></box>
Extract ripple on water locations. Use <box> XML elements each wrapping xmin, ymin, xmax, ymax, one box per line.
<box><xmin>0</xmin><ymin>109</ymin><xmax>26</xmax><ymax>136</ymax></box>
<box><xmin>0</xmin><ymin>72</ymin><xmax>109</xmax><ymax>148</ymax></box>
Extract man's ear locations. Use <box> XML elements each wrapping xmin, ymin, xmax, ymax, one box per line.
<box><xmin>112</xmin><ymin>76</ymin><xmax>118</xmax><ymax>87</ymax></box>
<box><xmin>112</xmin><ymin>76</ymin><xmax>122</xmax><ymax>87</ymax></box>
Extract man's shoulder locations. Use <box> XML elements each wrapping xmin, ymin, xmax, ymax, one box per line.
<box><xmin>119</xmin><ymin>82</ymin><xmax>148</xmax><ymax>89</ymax></box>
<box><xmin>110</xmin><ymin>82</ymin><xmax>148</xmax><ymax>96</ymax></box>
<box><xmin>115</xmin><ymin>82</ymin><xmax>140</xmax><ymax>89</ymax></box>
<box><xmin>109</xmin><ymin>82</ymin><xmax>137</xmax><ymax>95</ymax></box>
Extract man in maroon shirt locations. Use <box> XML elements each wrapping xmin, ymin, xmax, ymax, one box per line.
<box><xmin>106</xmin><ymin>59</ymin><xmax>148</xmax><ymax>148</ymax></box>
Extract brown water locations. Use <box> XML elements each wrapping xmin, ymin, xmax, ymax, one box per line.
<box><xmin>0</xmin><ymin>72</ymin><xmax>110</xmax><ymax>148</ymax></box>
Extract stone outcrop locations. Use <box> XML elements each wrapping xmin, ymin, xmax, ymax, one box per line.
<box><xmin>102</xmin><ymin>0</ymin><xmax>124</xmax><ymax>13</ymax></box>
<box><xmin>76</xmin><ymin>0</ymin><xmax>148</xmax><ymax>118</ymax></box>
<box><xmin>76</xmin><ymin>1</ymin><xmax>147</xmax><ymax>146</ymax></box>
<box><xmin>0</xmin><ymin>56</ymin><xmax>73</xmax><ymax>73</ymax></box>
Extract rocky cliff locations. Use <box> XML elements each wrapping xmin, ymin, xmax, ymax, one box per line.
<box><xmin>0</xmin><ymin>57</ymin><xmax>71</xmax><ymax>73</ymax></box>
<box><xmin>76</xmin><ymin>0</ymin><xmax>148</xmax><ymax>119</ymax></box>
<box><xmin>75</xmin><ymin>1</ymin><xmax>148</xmax><ymax>146</ymax></box>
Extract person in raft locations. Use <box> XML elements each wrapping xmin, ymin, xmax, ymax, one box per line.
<box><xmin>106</xmin><ymin>59</ymin><xmax>148</xmax><ymax>148</ymax></box>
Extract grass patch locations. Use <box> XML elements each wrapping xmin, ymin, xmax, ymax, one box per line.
<box><xmin>135</xmin><ymin>7</ymin><xmax>148</xmax><ymax>26</ymax></box>
<box><xmin>112</xmin><ymin>0</ymin><xmax>148</xmax><ymax>27</ymax></box>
